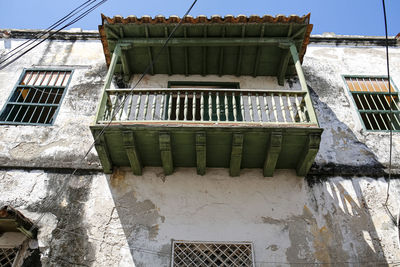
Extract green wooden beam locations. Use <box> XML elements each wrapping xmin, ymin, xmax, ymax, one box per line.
<box><xmin>94</xmin><ymin>44</ymin><xmax>120</xmax><ymax>124</ymax></box>
<box><xmin>117</xmin><ymin>37</ymin><xmax>297</xmax><ymax>47</ymax></box>
<box><xmin>263</xmin><ymin>132</ymin><xmax>282</xmax><ymax>177</ymax></box>
<box><xmin>121</xmin><ymin>50</ymin><xmax>131</xmax><ymax>83</ymax></box>
<box><xmin>195</xmin><ymin>132</ymin><xmax>206</xmax><ymax>175</ymax></box>
<box><xmin>218</xmin><ymin>47</ymin><xmax>224</xmax><ymax>77</ymax></box>
<box><xmin>94</xmin><ymin>133</ymin><xmax>113</xmax><ymax>174</ymax></box>
<box><xmin>229</xmin><ymin>133</ymin><xmax>244</xmax><ymax>177</ymax></box>
<box><xmin>122</xmin><ymin>131</ymin><xmax>142</xmax><ymax>175</ymax></box>
<box><xmin>253</xmin><ymin>25</ymin><xmax>265</xmax><ymax>77</ymax></box>
<box><xmin>165</xmin><ymin>27</ymin><xmax>172</xmax><ymax>76</ymax></box>
<box><xmin>277</xmin><ymin>48</ymin><xmax>291</xmax><ymax>86</ymax></box>
<box><xmin>296</xmin><ymin>133</ymin><xmax>321</xmax><ymax>176</ymax></box>
<box><xmin>159</xmin><ymin>132</ymin><xmax>174</xmax><ymax>175</ymax></box>
<box><xmin>202</xmin><ymin>47</ymin><xmax>207</xmax><ymax>76</ymax></box>
<box><xmin>289</xmin><ymin>43</ymin><xmax>318</xmax><ymax>125</ymax></box>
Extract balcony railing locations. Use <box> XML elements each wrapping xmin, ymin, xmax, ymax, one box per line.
<box><xmin>97</xmin><ymin>88</ymin><xmax>317</xmax><ymax>126</ymax></box>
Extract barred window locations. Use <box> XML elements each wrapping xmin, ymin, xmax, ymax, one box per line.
<box><xmin>344</xmin><ymin>76</ymin><xmax>400</xmax><ymax>131</ymax></box>
<box><xmin>171</xmin><ymin>241</ymin><xmax>255</xmax><ymax>267</ymax></box>
<box><xmin>0</xmin><ymin>69</ymin><xmax>72</xmax><ymax>125</ymax></box>
<box><xmin>0</xmin><ymin>247</ymin><xmax>18</xmax><ymax>267</ymax></box>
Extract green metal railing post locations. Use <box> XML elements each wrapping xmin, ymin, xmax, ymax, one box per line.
<box><xmin>289</xmin><ymin>44</ymin><xmax>318</xmax><ymax>125</ymax></box>
<box><xmin>94</xmin><ymin>44</ymin><xmax>121</xmax><ymax>123</ymax></box>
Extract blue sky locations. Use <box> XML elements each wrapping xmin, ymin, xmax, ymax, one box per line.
<box><xmin>1</xmin><ymin>0</ymin><xmax>399</xmax><ymax>36</ymax></box>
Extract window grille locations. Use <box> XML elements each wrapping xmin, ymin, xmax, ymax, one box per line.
<box><xmin>0</xmin><ymin>248</ymin><xmax>18</xmax><ymax>267</ymax></box>
<box><xmin>0</xmin><ymin>69</ymin><xmax>72</xmax><ymax>125</ymax></box>
<box><xmin>171</xmin><ymin>241</ymin><xmax>255</xmax><ymax>267</ymax></box>
<box><xmin>344</xmin><ymin>76</ymin><xmax>400</xmax><ymax>131</ymax></box>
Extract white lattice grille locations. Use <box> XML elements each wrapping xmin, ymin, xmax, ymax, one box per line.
<box><xmin>0</xmin><ymin>248</ymin><xmax>18</xmax><ymax>267</ymax></box>
<box><xmin>172</xmin><ymin>241</ymin><xmax>254</xmax><ymax>267</ymax></box>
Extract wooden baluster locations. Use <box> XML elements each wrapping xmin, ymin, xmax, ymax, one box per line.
<box><xmin>287</xmin><ymin>93</ymin><xmax>295</xmax><ymax>122</ymax></box>
<box><xmin>294</xmin><ymin>94</ymin><xmax>304</xmax><ymax>122</ymax></box>
<box><xmin>126</xmin><ymin>92</ymin><xmax>134</xmax><ymax>120</ymax></box>
<box><xmin>279</xmin><ymin>93</ymin><xmax>286</xmax><ymax>122</ymax></box>
<box><xmin>256</xmin><ymin>93</ymin><xmax>262</xmax><ymax>122</ymax></box>
<box><xmin>118</xmin><ymin>93</ymin><xmax>126</xmax><ymax>121</ymax></box>
<box><xmin>159</xmin><ymin>92</ymin><xmax>165</xmax><ymax>120</ymax></box>
<box><xmin>240</xmin><ymin>92</ymin><xmax>244</xmax><ymax>121</ymax></box>
<box><xmin>176</xmin><ymin>91</ymin><xmax>181</xmax><ymax>120</ymax></box>
<box><xmin>224</xmin><ymin>92</ymin><xmax>229</xmax><ymax>121</ymax></box>
<box><xmin>167</xmin><ymin>92</ymin><xmax>172</xmax><ymax>120</ymax></box>
<box><xmin>216</xmin><ymin>92</ymin><xmax>220</xmax><ymax>122</ymax></box>
<box><xmin>200</xmin><ymin>92</ymin><xmax>204</xmax><ymax>121</ymax></box>
<box><xmin>143</xmin><ymin>92</ymin><xmax>150</xmax><ymax>120</ymax></box>
<box><xmin>151</xmin><ymin>93</ymin><xmax>157</xmax><ymax>120</ymax></box>
<box><xmin>263</xmin><ymin>93</ymin><xmax>270</xmax><ymax>122</ymax></box>
<box><xmin>232</xmin><ymin>92</ymin><xmax>237</xmax><ymax>122</ymax></box>
<box><xmin>208</xmin><ymin>92</ymin><xmax>212</xmax><ymax>121</ymax></box>
<box><xmin>271</xmin><ymin>93</ymin><xmax>278</xmax><ymax>122</ymax></box>
<box><xmin>134</xmin><ymin>92</ymin><xmax>142</xmax><ymax>120</ymax></box>
<box><xmin>111</xmin><ymin>93</ymin><xmax>119</xmax><ymax>120</ymax></box>
<box><xmin>192</xmin><ymin>91</ymin><xmax>196</xmax><ymax>121</ymax></box>
<box><xmin>248</xmin><ymin>93</ymin><xmax>254</xmax><ymax>122</ymax></box>
<box><xmin>184</xmin><ymin>91</ymin><xmax>188</xmax><ymax>121</ymax></box>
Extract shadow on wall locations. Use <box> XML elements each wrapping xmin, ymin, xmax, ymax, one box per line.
<box><xmin>27</xmin><ymin>173</ymin><xmax>95</xmax><ymax>267</ymax></box>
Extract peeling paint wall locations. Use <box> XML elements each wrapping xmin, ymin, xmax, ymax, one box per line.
<box><xmin>0</xmin><ymin>31</ymin><xmax>400</xmax><ymax>266</ymax></box>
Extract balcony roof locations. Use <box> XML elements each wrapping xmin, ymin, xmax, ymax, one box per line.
<box><xmin>99</xmin><ymin>13</ymin><xmax>313</xmax><ymax>78</ymax></box>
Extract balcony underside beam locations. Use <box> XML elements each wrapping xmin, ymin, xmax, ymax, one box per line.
<box><xmin>196</xmin><ymin>132</ymin><xmax>206</xmax><ymax>175</ymax></box>
<box><xmin>116</xmin><ymin>37</ymin><xmax>298</xmax><ymax>47</ymax></box>
<box><xmin>94</xmin><ymin>133</ymin><xmax>113</xmax><ymax>174</ymax></box>
<box><xmin>296</xmin><ymin>133</ymin><xmax>321</xmax><ymax>176</ymax></box>
<box><xmin>122</xmin><ymin>131</ymin><xmax>142</xmax><ymax>175</ymax></box>
<box><xmin>229</xmin><ymin>133</ymin><xmax>244</xmax><ymax>177</ymax></box>
<box><xmin>263</xmin><ymin>132</ymin><xmax>282</xmax><ymax>177</ymax></box>
<box><xmin>159</xmin><ymin>132</ymin><xmax>174</xmax><ymax>175</ymax></box>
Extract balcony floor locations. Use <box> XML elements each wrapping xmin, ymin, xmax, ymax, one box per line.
<box><xmin>91</xmin><ymin>123</ymin><xmax>322</xmax><ymax>177</ymax></box>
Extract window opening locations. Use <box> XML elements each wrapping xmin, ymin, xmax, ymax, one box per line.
<box><xmin>0</xmin><ymin>69</ymin><xmax>72</xmax><ymax>125</ymax></box>
<box><xmin>167</xmin><ymin>82</ymin><xmax>243</xmax><ymax>122</ymax></box>
<box><xmin>0</xmin><ymin>247</ymin><xmax>18</xmax><ymax>267</ymax></box>
<box><xmin>172</xmin><ymin>241</ymin><xmax>255</xmax><ymax>267</ymax></box>
<box><xmin>344</xmin><ymin>76</ymin><xmax>400</xmax><ymax>131</ymax></box>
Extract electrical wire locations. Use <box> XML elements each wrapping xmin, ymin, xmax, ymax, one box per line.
<box><xmin>1</xmin><ymin>0</ymin><xmax>97</xmax><ymax>61</ymax></box>
<box><xmin>0</xmin><ymin>0</ymin><xmax>108</xmax><ymax>70</ymax></box>
<box><xmin>28</xmin><ymin>0</ymin><xmax>198</xmax><ymax>232</ymax></box>
<box><xmin>381</xmin><ymin>0</ymin><xmax>396</xmax><ymax>227</ymax></box>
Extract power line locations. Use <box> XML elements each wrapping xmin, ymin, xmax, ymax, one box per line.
<box><xmin>29</xmin><ymin>0</ymin><xmax>198</xmax><ymax>232</ymax></box>
<box><xmin>0</xmin><ymin>0</ymin><xmax>108</xmax><ymax>70</ymax></box>
<box><xmin>381</xmin><ymin>0</ymin><xmax>396</xmax><ymax>227</ymax></box>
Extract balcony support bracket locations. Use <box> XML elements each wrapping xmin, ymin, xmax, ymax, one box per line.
<box><xmin>277</xmin><ymin>46</ymin><xmax>291</xmax><ymax>86</ymax></box>
<box><xmin>296</xmin><ymin>133</ymin><xmax>321</xmax><ymax>176</ymax></box>
<box><xmin>94</xmin><ymin>133</ymin><xmax>113</xmax><ymax>174</ymax></box>
<box><xmin>159</xmin><ymin>132</ymin><xmax>174</xmax><ymax>175</ymax></box>
<box><xmin>196</xmin><ymin>132</ymin><xmax>206</xmax><ymax>175</ymax></box>
<box><xmin>122</xmin><ymin>131</ymin><xmax>142</xmax><ymax>175</ymax></box>
<box><xmin>229</xmin><ymin>133</ymin><xmax>244</xmax><ymax>177</ymax></box>
<box><xmin>263</xmin><ymin>132</ymin><xmax>282</xmax><ymax>177</ymax></box>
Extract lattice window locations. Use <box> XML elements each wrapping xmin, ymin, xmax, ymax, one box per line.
<box><xmin>0</xmin><ymin>248</ymin><xmax>18</xmax><ymax>267</ymax></box>
<box><xmin>0</xmin><ymin>69</ymin><xmax>72</xmax><ymax>125</ymax></box>
<box><xmin>171</xmin><ymin>241</ymin><xmax>255</xmax><ymax>267</ymax></box>
<box><xmin>344</xmin><ymin>76</ymin><xmax>400</xmax><ymax>131</ymax></box>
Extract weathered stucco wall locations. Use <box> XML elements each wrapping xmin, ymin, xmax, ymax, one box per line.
<box><xmin>0</xmin><ymin>31</ymin><xmax>400</xmax><ymax>266</ymax></box>
<box><xmin>1</xmin><ymin>168</ymin><xmax>399</xmax><ymax>266</ymax></box>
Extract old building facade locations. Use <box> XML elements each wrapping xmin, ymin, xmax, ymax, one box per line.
<box><xmin>0</xmin><ymin>14</ymin><xmax>399</xmax><ymax>266</ymax></box>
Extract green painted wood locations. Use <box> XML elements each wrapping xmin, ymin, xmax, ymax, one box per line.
<box><xmin>289</xmin><ymin>44</ymin><xmax>318</xmax><ymax>125</ymax></box>
<box><xmin>263</xmin><ymin>132</ymin><xmax>282</xmax><ymax>177</ymax></box>
<box><xmin>296</xmin><ymin>133</ymin><xmax>321</xmax><ymax>176</ymax></box>
<box><xmin>94</xmin><ymin>133</ymin><xmax>113</xmax><ymax>174</ymax></box>
<box><xmin>196</xmin><ymin>132</ymin><xmax>206</xmax><ymax>175</ymax></box>
<box><xmin>94</xmin><ymin>44</ymin><xmax>120</xmax><ymax>123</ymax></box>
<box><xmin>229</xmin><ymin>133</ymin><xmax>244</xmax><ymax>177</ymax></box>
<box><xmin>122</xmin><ymin>131</ymin><xmax>142</xmax><ymax>175</ymax></box>
<box><xmin>159</xmin><ymin>132</ymin><xmax>174</xmax><ymax>175</ymax></box>
<box><xmin>120</xmin><ymin>50</ymin><xmax>131</xmax><ymax>83</ymax></box>
<box><xmin>277</xmin><ymin>49</ymin><xmax>291</xmax><ymax>86</ymax></box>
<box><xmin>117</xmin><ymin>37</ymin><xmax>300</xmax><ymax>47</ymax></box>
<box><xmin>90</xmin><ymin>125</ymin><xmax>323</xmax><ymax>176</ymax></box>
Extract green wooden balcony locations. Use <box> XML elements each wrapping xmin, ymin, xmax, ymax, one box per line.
<box><xmin>90</xmin><ymin>86</ymin><xmax>322</xmax><ymax>177</ymax></box>
<box><xmin>91</xmin><ymin>14</ymin><xmax>322</xmax><ymax>177</ymax></box>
